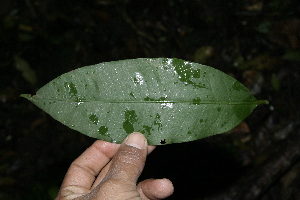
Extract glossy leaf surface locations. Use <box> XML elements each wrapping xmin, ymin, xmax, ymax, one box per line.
<box><xmin>21</xmin><ymin>58</ymin><xmax>267</xmax><ymax>145</ymax></box>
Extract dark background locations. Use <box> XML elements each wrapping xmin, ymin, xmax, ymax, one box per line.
<box><xmin>1</xmin><ymin>0</ymin><xmax>300</xmax><ymax>199</ymax></box>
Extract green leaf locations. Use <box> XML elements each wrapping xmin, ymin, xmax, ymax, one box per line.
<box><xmin>21</xmin><ymin>58</ymin><xmax>268</xmax><ymax>145</ymax></box>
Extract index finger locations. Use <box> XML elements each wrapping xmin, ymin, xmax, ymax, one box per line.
<box><xmin>60</xmin><ymin>140</ymin><xmax>120</xmax><ymax>193</ymax></box>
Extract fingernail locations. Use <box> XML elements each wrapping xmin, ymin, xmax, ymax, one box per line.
<box><xmin>125</xmin><ymin>132</ymin><xmax>146</xmax><ymax>150</ymax></box>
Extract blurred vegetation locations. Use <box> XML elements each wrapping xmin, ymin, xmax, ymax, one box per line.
<box><xmin>0</xmin><ymin>0</ymin><xmax>300</xmax><ymax>199</ymax></box>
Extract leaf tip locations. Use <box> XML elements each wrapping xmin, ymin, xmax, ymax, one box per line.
<box><xmin>20</xmin><ymin>94</ymin><xmax>32</xmax><ymax>99</ymax></box>
<box><xmin>257</xmin><ymin>100</ymin><xmax>269</xmax><ymax>105</ymax></box>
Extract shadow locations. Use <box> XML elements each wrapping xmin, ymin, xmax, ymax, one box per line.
<box><xmin>139</xmin><ymin>138</ymin><xmax>246</xmax><ymax>199</ymax></box>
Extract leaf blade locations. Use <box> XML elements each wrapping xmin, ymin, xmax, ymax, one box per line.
<box><xmin>21</xmin><ymin>58</ymin><xmax>267</xmax><ymax>145</ymax></box>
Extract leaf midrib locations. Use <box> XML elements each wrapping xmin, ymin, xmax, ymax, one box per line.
<box><xmin>24</xmin><ymin>95</ymin><xmax>266</xmax><ymax>105</ymax></box>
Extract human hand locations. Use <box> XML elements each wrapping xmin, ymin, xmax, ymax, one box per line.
<box><xmin>55</xmin><ymin>132</ymin><xmax>174</xmax><ymax>200</ymax></box>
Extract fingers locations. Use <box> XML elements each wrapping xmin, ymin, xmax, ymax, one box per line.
<box><xmin>101</xmin><ymin>132</ymin><xmax>148</xmax><ymax>184</ymax></box>
<box><xmin>91</xmin><ymin>144</ymin><xmax>156</xmax><ymax>189</ymax></box>
<box><xmin>58</xmin><ymin>140</ymin><xmax>120</xmax><ymax>198</ymax></box>
<box><xmin>137</xmin><ymin>179</ymin><xmax>174</xmax><ymax>200</ymax></box>
<box><xmin>57</xmin><ymin>132</ymin><xmax>163</xmax><ymax>200</ymax></box>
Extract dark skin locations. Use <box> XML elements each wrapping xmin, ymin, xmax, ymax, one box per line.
<box><xmin>56</xmin><ymin>132</ymin><xmax>174</xmax><ymax>200</ymax></box>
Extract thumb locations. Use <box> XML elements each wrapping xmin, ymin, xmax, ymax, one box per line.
<box><xmin>103</xmin><ymin>132</ymin><xmax>148</xmax><ymax>184</ymax></box>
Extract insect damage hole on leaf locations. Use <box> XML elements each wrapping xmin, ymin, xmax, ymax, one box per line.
<box><xmin>160</xmin><ymin>139</ymin><xmax>167</xmax><ymax>144</ymax></box>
